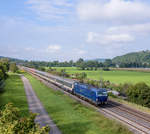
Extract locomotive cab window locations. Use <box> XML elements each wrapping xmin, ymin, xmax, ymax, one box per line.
<box><xmin>97</xmin><ymin>91</ymin><xmax>107</xmax><ymax>96</ymax></box>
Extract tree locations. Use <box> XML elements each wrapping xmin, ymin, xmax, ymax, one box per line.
<box><xmin>0</xmin><ymin>58</ymin><xmax>9</xmax><ymax>71</ymax></box>
<box><xmin>104</xmin><ymin>59</ymin><xmax>113</xmax><ymax>67</ymax></box>
<box><xmin>0</xmin><ymin>62</ymin><xmax>7</xmax><ymax>79</ymax></box>
<box><xmin>9</xmin><ymin>63</ymin><xmax>18</xmax><ymax>73</ymax></box>
<box><xmin>0</xmin><ymin>69</ymin><xmax>4</xmax><ymax>80</ymax></box>
<box><xmin>76</xmin><ymin>58</ymin><xmax>85</xmax><ymax>70</ymax></box>
<box><xmin>60</xmin><ymin>69</ymin><xmax>66</xmax><ymax>76</ymax></box>
<box><xmin>0</xmin><ymin>60</ymin><xmax>9</xmax><ymax>91</ymax></box>
<box><xmin>69</xmin><ymin>60</ymin><xmax>74</xmax><ymax>66</ymax></box>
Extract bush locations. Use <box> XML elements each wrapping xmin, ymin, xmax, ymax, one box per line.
<box><xmin>47</xmin><ymin>69</ymin><xmax>70</xmax><ymax>78</ymax></box>
<box><xmin>74</xmin><ymin>72</ymin><xmax>87</xmax><ymax>82</ymax></box>
<box><xmin>102</xmin><ymin>67</ymin><xmax>110</xmax><ymax>71</ymax></box>
<box><xmin>108</xmin><ymin>92</ymin><xmax>117</xmax><ymax>98</ymax></box>
<box><xmin>126</xmin><ymin>82</ymin><xmax>150</xmax><ymax>107</ymax></box>
<box><xmin>0</xmin><ymin>103</ymin><xmax>50</xmax><ymax>134</ymax></box>
<box><xmin>39</xmin><ymin>67</ymin><xmax>46</xmax><ymax>71</ymax></box>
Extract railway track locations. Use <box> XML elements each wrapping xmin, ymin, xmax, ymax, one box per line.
<box><xmin>99</xmin><ymin>107</ymin><xmax>150</xmax><ymax>134</ymax></box>
<box><xmin>107</xmin><ymin>100</ymin><xmax>150</xmax><ymax>123</ymax></box>
<box><xmin>100</xmin><ymin>103</ymin><xmax>150</xmax><ymax>134</ymax></box>
<box><xmin>25</xmin><ymin>69</ymin><xmax>150</xmax><ymax>134</ymax></box>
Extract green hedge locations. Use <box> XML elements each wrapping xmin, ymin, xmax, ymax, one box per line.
<box><xmin>0</xmin><ymin>103</ymin><xmax>50</xmax><ymax>134</ymax></box>
<box><xmin>126</xmin><ymin>82</ymin><xmax>150</xmax><ymax>108</ymax></box>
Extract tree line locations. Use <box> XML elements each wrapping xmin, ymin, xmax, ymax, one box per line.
<box><xmin>23</xmin><ymin>58</ymin><xmax>115</xmax><ymax>70</ymax></box>
<box><xmin>22</xmin><ymin>58</ymin><xmax>150</xmax><ymax>70</ymax></box>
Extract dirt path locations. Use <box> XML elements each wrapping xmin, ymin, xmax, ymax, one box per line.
<box><xmin>21</xmin><ymin>75</ymin><xmax>61</xmax><ymax>134</ymax></box>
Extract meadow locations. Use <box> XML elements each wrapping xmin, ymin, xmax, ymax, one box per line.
<box><xmin>25</xmin><ymin>73</ymin><xmax>132</xmax><ymax>134</ymax></box>
<box><xmin>0</xmin><ymin>73</ymin><xmax>28</xmax><ymax>116</ymax></box>
<box><xmin>52</xmin><ymin>67</ymin><xmax>150</xmax><ymax>85</ymax></box>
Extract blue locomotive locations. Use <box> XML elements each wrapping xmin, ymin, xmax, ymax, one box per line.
<box><xmin>24</xmin><ymin>67</ymin><xmax>108</xmax><ymax>105</ymax></box>
<box><xmin>73</xmin><ymin>82</ymin><xmax>108</xmax><ymax>105</ymax></box>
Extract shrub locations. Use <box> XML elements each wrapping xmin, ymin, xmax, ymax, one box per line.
<box><xmin>74</xmin><ymin>72</ymin><xmax>87</xmax><ymax>82</ymax></box>
<box><xmin>108</xmin><ymin>92</ymin><xmax>117</xmax><ymax>98</ymax></box>
<box><xmin>126</xmin><ymin>82</ymin><xmax>150</xmax><ymax>107</ymax></box>
<box><xmin>102</xmin><ymin>67</ymin><xmax>110</xmax><ymax>71</ymax></box>
<box><xmin>39</xmin><ymin>67</ymin><xmax>46</xmax><ymax>71</ymax></box>
<box><xmin>0</xmin><ymin>103</ymin><xmax>50</xmax><ymax>134</ymax></box>
<box><xmin>88</xmin><ymin>80</ymin><xmax>96</xmax><ymax>86</ymax></box>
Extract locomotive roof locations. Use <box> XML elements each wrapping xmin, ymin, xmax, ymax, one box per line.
<box><xmin>76</xmin><ymin>82</ymin><xmax>107</xmax><ymax>92</ymax></box>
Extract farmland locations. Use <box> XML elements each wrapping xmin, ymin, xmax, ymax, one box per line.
<box><xmin>52</xmin><ymin>67</ymin><xmax>150</xmax><ymax>85</ymax></box>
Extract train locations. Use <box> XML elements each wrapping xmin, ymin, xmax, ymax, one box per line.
<box><xmin>23</xmin><ymin>67</ymin><xmax>108</xmax><ymax>105</ymax></box>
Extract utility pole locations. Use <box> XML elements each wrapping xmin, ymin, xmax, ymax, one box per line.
<box><xmin>62</xmin><ymin>69</ymin><xmax>65</xmax><ymax>88</ymax></box>
<box><xmin>100</xmin><ymin>70</ymin><xmax>103</xmax><ymax>88</ymax></box>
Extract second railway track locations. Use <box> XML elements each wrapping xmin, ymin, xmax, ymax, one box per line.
<box><xmin>101</xmin><ymin>103</ymin><xmax>150</xmax><ymax>134</ymax></box>
<box><xmin>107</xmin><ymin>100</ymin><xmax>150</xmax><ymax>123</ymax></box>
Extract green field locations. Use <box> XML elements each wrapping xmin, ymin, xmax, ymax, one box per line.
<box><xmin>0</xmin><ymin>73</ymin><xmax>28</xmax><ymax>116</ymax></box>
<box><xmin>25</xmin><ymin>73</ymin><xmax>132</xmax><ymax>134</ymax></box>
<box><xmin>52</xmin><ymin>67</ymin><xmax>150</xmax><ymax>85</ymax></box>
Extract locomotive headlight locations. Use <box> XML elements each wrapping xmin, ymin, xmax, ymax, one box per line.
<box><xmin>103</xmin><ymin>92</ymin><xmax>107</xmax><ymax>96</ymax></box>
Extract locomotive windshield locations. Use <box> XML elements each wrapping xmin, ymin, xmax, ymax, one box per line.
<box><xmin>97</xmin><ymin>91</ymin><xmax>107</xmax><ymax>96</ymax></box>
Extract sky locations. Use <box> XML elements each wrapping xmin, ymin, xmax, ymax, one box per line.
<box><xmin>1</xmin><ymin>0</ymin><xmax>150</xmax><ymax>61</ymax></box>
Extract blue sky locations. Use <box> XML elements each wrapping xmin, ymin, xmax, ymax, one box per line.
<box><xmin>1</xmin><ymin>0</ymin><xmax>150</xmax><ymax>61</ymax></box>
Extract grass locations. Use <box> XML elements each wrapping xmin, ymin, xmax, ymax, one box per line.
<box><xmin>52</xmin><ymin>67</ymin><xmax>150</xmax><ymax>85</ymax></box>
<box><xmin>0</xmin><ymin>73</ymin><xmax>28</xmax><ymax>116</ymax></box>
<box><xmin>25</xmin><ymin>73</ymin><xmax>132</xmax><ymax>134</ymax></box>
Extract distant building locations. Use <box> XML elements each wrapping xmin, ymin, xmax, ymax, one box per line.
<box><xmin>116</xmin><ymin>64</ymin><xmax>119</xmax><ymax>68</ymax></box>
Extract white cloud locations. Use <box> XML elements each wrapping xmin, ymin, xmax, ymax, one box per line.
<box><xmin>108</xmin><ymin>23</ymin><xmax>150</xmax><ymax>35</ymax></box>
<box><xmin>46</xmin><ymin>45</ymin><xmax>61</xmax><ymax>53</ymax></box>
<box><xmin>26</xmin><ymin>0</ymin><xmax>74</xmax><ymax>20</ymax></box>
<box><xmin>25</xmin><ymin>47</ymin><xmax>35</xmax><ymax>51</ymax></box>
<box><xmin>73</xmin><ymin>48</ymin><xmax>87</xmax><ymax>55</ymax></box>
<box><xmin>77</xmin><ymin>0</ymin><xmax>150</xmax><ymax>23</ymax></box>
<box><xmin>87</xmin><ymin>32</ymin><xmax>134</xmax><ymax>45</ymax></box>
<box><xmin>78</xmin><ymin>50</ymin><xmax>86</xmax><ymax>55</ymax></box>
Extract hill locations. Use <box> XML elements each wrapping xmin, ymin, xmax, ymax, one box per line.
<box><xmin>112</xmin><ymin>50</ymin><xmax>150</xmax><ymax>64</ymax></box>
<box><xmin>0</xmin><ymin>56</ymin><xmax>26</xmax><ymax>64</ymax></box>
